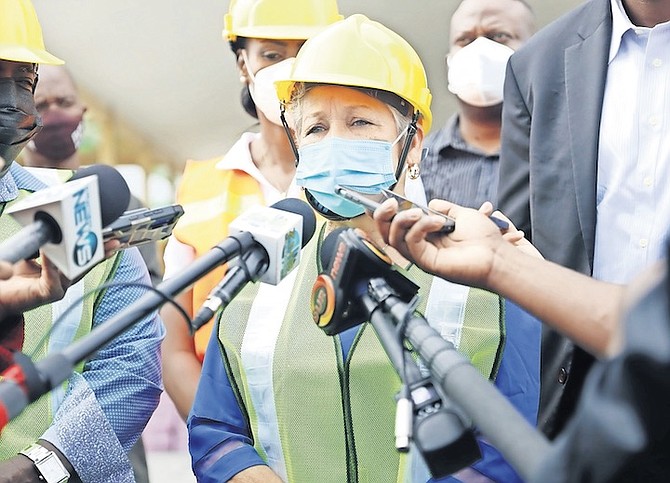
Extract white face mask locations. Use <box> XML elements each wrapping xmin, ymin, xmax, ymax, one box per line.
<box><xmin>243</xmin><ymin>52</ymin><xmax>295</xmax><ymax>126</ymax></box>
<box><xmin>447</xmin><ymin>37</ymin><xmax>514</xmax><ymax>107</ymax></box>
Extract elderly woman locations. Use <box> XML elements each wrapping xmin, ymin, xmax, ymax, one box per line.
<box><xmin>188</xmin><ymin>14</ymin><xmax>540</xmax><ymax>483</ymax></box>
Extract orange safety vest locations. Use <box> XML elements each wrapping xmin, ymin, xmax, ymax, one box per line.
<box><xmin>173</xmin><ymin>157</ymin><xmax>265</xmax><ymax>359</ymax></box>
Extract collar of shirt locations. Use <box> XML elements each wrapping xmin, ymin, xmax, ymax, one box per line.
<box><xmin>608</xmin><ymin>0</ymin><xmax>670</xmax><ymax>63</ymax></box>
<box><xmin>429</xmin><ymin>113</ymin><xmax>495</xmax><ymax>161</ymax></box>
<box><xmin>0</xmin><ymin>162</ymin><xmax>47</xmax><ymax>202</ymax></box>
<box><xmin>215</xmin><ymin>131</ymin><xmax>299</xmax><ymax>200</ymax></box>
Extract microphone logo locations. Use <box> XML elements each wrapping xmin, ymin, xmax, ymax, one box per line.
<box><xmin>280</xmin><ymin>228</ymin><xmax>301</xmax><ymax>278</ymax></box>
<box><xmin>72</xmin><ymin>187</ymin><xmax>98</xmax><ymax>267</ymax></box>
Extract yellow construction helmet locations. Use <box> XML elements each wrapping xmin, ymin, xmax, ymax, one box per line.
<box><xmin>223</xmin><ymin>0</ymin><xmax>343</xmax><ymax>42</ymax></box>
<box><xmin>0</xmin><ymin>0</ymin><xmax>64</xmax><ymax>65</ymax></box>
<box><xmin>275</xmin><ymin>14</ymin><xmax>433</xmax><ymax>133</ymax></box>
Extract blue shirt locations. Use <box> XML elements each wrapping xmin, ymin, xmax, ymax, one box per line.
<box><xmin>189</xmin><ymin>294</ymin><xmax>540</xmax><ymax>483</ymax></box>
<box><xmin>1</xmin><ymin>163</ymin><xmax>165</xmax><ymax>483</ymax></box>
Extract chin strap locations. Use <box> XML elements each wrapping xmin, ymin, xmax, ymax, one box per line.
<box><xmin>280</xmin><ymin>107</ymin><xmax>300</xmax><ymax>167</ymax></box>
<box><xmin>392</xmin><ymin>111</ymin><xmax>420</xmax><ymax>186</ymax></box>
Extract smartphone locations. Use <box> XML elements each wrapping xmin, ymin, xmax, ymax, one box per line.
<box><xmin>102</xmin><ymin>204</ymin><xmax>184</xmax><ymax>249</ymax></box>
<box><xmin>335</xmin><ymin>186</ymin><xmax>456</xmax><ymax>234</ymax></box>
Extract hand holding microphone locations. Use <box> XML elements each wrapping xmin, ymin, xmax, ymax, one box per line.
<box><xmin>0</xmin><ymin>164</ymin><xmax>130</xmax><ymax>279</ymax></box>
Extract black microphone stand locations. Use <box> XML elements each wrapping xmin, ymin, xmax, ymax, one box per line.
<box><xmin>0</xmin><ymin>232</ymin><xmax>256</xmax><ymax>428</ymax></box>
<box><xmin>361</xmin><ymin>278</ymin><xmax>481</xmax><ymax>478</ymax></box>
<box><xmin>367</xmin><ymin>277</ymin><xmax>552</xmax><ymax>482</ymax></box>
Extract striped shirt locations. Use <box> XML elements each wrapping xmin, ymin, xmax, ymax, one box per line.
<box><xmin>421</xmin><ymin>114</ymin><xmax>500</xmax><ymax>208</ymax></box>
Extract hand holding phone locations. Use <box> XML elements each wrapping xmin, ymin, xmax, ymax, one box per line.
<box><xmin>102</xmin><ymin>204</ymin><xmax>184</xmax><ymax>250</ymax></box>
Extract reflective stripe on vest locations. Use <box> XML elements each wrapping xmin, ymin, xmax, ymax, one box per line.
<box><xmin>0</xmin><ymin>186</ymin><xmax>119</xmax><ymax>458</ymax></box>
<box><xmin>218</xmin><ymin>223</ymin><xmax>505</xmax><ymax>482</ymax></box>
<box><xmin>173</xmin><ymin>159</ymin><xmax>265</xmax><ymax>360</ymax></box>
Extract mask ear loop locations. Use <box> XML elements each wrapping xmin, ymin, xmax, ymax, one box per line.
<box><xmin>280</xmin><ymin>106</ymin><xmax>300</xmax><ymax>167</ymax></box>
<box><xmin>392</xmin><ymin>111</ymin><xmax>420</xmax><ymax>185</ymax></box>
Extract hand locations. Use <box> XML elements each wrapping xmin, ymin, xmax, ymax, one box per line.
<box><xmin>479</xmin><ymin>202</ymin><xmax>543</xmax><ymax>259</ymax></box>
<box><xmin>0</xmin><ymin>253</ymin><xmax>70</xmax><ymax>319</ymax></box>
<box><xmin>0</xmin><ymin>454</ymin><xmax>39</xmax><ymax>483</ymax></box>
<box><xmin>0</xmin><ymin>261</ymin><xmax>13</xmax><ymax>281</ymax></box>
<box><xmin>373</xmin><ymin>198</ymin><xmax>508</xmax><ymax>288</ymax></box>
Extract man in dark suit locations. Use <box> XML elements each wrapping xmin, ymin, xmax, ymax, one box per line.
<box><xmin>497</xmin><ymin>0</ymin><xmax>670</xmax><ymax>438</ymax></box>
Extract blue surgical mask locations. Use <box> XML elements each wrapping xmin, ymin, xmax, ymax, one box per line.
<box><xmin>297</xmin><ymin>135</ymin><xmax>402</xmax><ymax>219</ymax></box>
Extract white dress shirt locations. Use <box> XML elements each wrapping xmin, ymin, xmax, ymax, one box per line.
<box><xmin>593</xmin><ymin>0</ymin><xmax>670</xmax><ymax>283</ymax></box>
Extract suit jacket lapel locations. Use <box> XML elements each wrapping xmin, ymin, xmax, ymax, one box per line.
<box><xmin>564</xmin><ymin>0</ymin><xmax>612</xmax><ymax>270</ymax></box>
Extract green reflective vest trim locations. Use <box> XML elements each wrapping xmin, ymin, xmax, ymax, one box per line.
<box><xmin>218</xmin><ymin>223</ymin><xmax>504</xmax><ymax>482</ymax></box>
<box><xmin>0</xmin><ymin>185</ymin><xmax>119</xmax><ymax>458</ymax></box>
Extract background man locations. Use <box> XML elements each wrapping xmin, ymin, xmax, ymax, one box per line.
<box><xmin>497</xmin><ymin>0</ymin><xmax>670</xmax><ymax>441</ymax></box>
<box><xmin>421</xmin><ymin>0</ymin><xmax>536</xmax><ymax>207</ymax></box>
<box><xmin>21</xmin><ymin>64</ymin><xmax>163</xmax><ymax>287</ymax></box>
<box><xmin>0</xmin><ymin>1</ymin><xmax>163</xmax><ymax>481</ymax></box>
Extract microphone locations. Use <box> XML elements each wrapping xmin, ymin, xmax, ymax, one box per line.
<box><xmin>311</xmin><ymin>227</ymin><xmax>419</xmax><ymax>335</ymax></box>
<box><xmin>0</xmin><ymin>198</ymin><xmax>316</xmax><ymax>429</ymax></box>
<box><xmin>315</xmin><ymin>229</ymin><xmax>551</xmax><ymax>481</ymax></box>
<box><xmin>0</xmin><ymin>165</ymin><xmax>130</xmax><ymax>279</ymax></box>
<box><xmin>191</xmin><ymin>198</ymin><xmax>317</xmax><ymax>331</ymax></box>
<box><xmin>311</xmin><ymin>228</ymin><xmax>480</xmax><ymax>478</ymax></box>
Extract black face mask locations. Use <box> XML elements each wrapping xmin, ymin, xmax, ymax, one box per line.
<box><xmin>0</xmin><ymin>78</ymin><xmax>41</xmax><ymax>177</ymax></box>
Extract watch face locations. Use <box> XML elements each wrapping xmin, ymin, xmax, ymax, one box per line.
<box><xmin>38</xmin><ymin>453</ymin><xmax>69</xmax><ymax>482</ymax></box>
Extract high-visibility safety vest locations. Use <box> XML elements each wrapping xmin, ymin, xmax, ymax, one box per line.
<box><xmin>0</xmin><ymin>186</ymin><xmax>119</xmax><ymax>458</ymax></box>
<box><xmin>218</xmin><ymin>224</ymin><xmax>505</xmax><ymax>482</ymax></box>
<box><xmin>173</xmin><ymin>158</ymin><xmax>265</xmax><ymax>360</ymax></box>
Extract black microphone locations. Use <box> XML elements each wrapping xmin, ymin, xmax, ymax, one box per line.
<box><xmin>312</xmin><ymin>230</ymin><xmax>550</xmax><ymax>480</ymax></box>
<box><xmin>375</xmin><ymin>283</ymin><xmax>552</xmax><ymax>482</ymax></box>
<box><xmin>311</xmin><ymin>228</ymin><xmax>480</xmax><ymax>478</ymax></box>
<box><xmin>191</xmin><ymin>198</ymin><xmax>317</xmax><ymax>331</ymax></box>
<box><xmin>0</xmin><ymin>198</ymin><xmax>316</xmax><ymax>428</ymax></box>
<box><xmin>0</xmin><ymin>164</ymin><xmax>130</xmax><ymax>279</ymax></box>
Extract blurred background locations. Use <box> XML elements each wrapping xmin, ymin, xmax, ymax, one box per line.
<box><xmin>31</xmin><ymin>0</ymin><xmax>584</xmax><ymax>207</ymax></box>
<box><xmin>30</xmin><ymin>1</ymin><xmax>585</xmax><ymax>481</ymax></box>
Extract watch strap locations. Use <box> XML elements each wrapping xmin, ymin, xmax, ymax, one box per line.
<box><xmin>20</xmin><ymin>443</ymin><xmax>70</xmax><ymax>483</ymax></box>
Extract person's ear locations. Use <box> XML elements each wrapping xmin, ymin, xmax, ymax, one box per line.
<box><xmin>407</xmin><ymin>127</ymin><xmax>425</xmax><ymax>168</ymax></box>
<box><xmin>236</xmin><ymin>50</ymin><xmax>249</xmax><ymax>84</ymax></box>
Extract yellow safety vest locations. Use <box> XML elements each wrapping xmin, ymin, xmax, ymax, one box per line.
<box><xmin>217</xmin><ymin>224</ymin><xmax>505</xmax><ymax>482</ymax></box>
<box><xmin>0</xmin><ymin>186</ymin><xmax>119</xmax><ymax>458</ymax></box>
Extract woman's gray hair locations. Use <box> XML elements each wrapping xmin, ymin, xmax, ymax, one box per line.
<box><xmin>286</xmin><ymin>83</ymin><xmax>412</xmax><ymax>142</ymax></box>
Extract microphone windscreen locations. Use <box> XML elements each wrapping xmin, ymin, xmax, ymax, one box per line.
<box><xmin>70</xmin><ymin>165</ymin><xmax>131</xmax><ymax>226</ymax></box>
<box><xmin>320</xmin><ymin>227</ymin><xmax>347</xmax><ymax>269</ymax></box>
<box><xmin>271</xmin><ymin>198</ymin><xmax>317</xmax><ymax>247</ymax></box>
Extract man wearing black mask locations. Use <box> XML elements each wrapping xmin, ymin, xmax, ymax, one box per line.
<box><xmin>0</xmin><ymin>1</ymin><xmax>163</xmax><ymax>482</ymax></box>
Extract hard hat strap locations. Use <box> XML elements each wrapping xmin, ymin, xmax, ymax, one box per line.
<box><xmin>392</xmin><ymin>110</ymin><xmax>420</xmax><ymax>184</ymax></box>
<box><xmin>280</xmin><ymin>107</ymin><xmax>300</xmax><ymax>167</ymax></box>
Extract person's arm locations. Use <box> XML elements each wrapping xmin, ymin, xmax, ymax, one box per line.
<box><xmin>40</xmin><ymin>248</ymin><xmax>164</xmax><ymax>482</ymax></box>
<box><xmin>497</xmin><ymin>59</ymin><xmax>532</xmax><ymax>236</ymax></box>
<box><xmin>188</xmin><ymin>328</ymin><xmax>281</xmax><ymax>482</ymax></box>
<box><xmin>375</xmin><ymin>199</ymin><xmax>623</xmax><ymax>358</ymax></box>
<box><xmin>160</xmin><ymin>236</ymin><xmax>202</xmax><ymax>420</ymax></box>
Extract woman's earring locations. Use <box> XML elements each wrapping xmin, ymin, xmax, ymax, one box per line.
<box><xmin>240</xmin><ymin>75</ymin><xmax>247</xmax><ymax>84</ymax></box>
<box><xmin>407</xmin><ymin>164</ymin><xmax>420</xmax><ymax>180</ymax></box>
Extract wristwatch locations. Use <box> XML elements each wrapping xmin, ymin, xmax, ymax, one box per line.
<box><xmin>19</xmin><ymin>443</ymin><xmax>70</xmax><ymax>483</ymax></box>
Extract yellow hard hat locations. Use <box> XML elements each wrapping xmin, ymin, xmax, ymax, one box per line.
<box><xmin>0</xmin><ymin>0</ymin><xmax>64</xmax><ymax>65</ymax></box>
<box><xmin>223</xmin><ymin>0</ymin><xmax>343</xmax><ymax>42</ymax></box>
<box><xmin>275</xmin><ymin>14</ymin><xmax>433</xmax><ymax>133</ymax></box>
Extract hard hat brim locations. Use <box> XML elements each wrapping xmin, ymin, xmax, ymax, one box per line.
<box><xmin>0</xmin><ymin>44</ymin><xmax>64</xmax><ymax>65</ymax></box>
